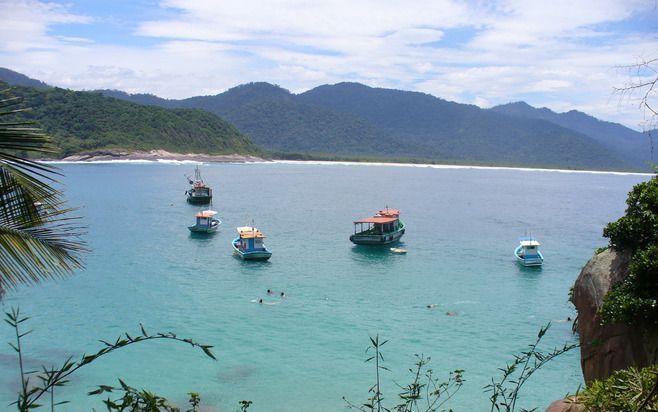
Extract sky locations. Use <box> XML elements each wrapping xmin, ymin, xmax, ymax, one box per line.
<box><xmin>0</xmin><ymin>0</ymin><xmax>657</xmax><ymax>129</ymax></box>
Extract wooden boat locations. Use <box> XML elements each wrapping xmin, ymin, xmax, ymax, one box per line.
<box><xmin>188</xmin><ymin>210</ymin><xmax>221</xmax><ymax>233</ymax></box>
<box><xmin>350</xmin><ymin>207</ymin><xmax>406</xmax><ymax>245</ymax></box>
<box><xmin>232</xmin><ymin>226</ymin><xmax>272</xmax><ymax>260</ymax></box>
<box><xmin>514</xmin><ymin>236</ymin><xmax>544</xmax><ymax>266</ymax></box>
<box><xmin>185</xmin><ymin>166</ymin><xmax>212</xmax><ymax>204</ymax></box>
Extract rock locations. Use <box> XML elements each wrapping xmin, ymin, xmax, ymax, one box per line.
<box><xmin>571</xmin><ymin>248</ymin><xmax>658</xmax><ymax>384</ymax></box>
<box><xmin>544</xmin><ymin>397</ymin><xmax>584</xmax><ymax>412</ymax></box>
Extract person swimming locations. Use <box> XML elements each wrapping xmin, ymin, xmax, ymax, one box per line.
<box><xmin>445</xmin><ymin>310</ymin><xmax>458</xmax><ymax>316</ymax></box>
<box><xmin>267</xmin><ymin>289</ymin><xmax>273</xmax><ymax>295</ymax></box>
<box><xmin>280</xmin><ymin>292</ymin><xmax>286</xmax><ymax>298</ymax></box>
<box><xmin>426</xmin><ymin>304</ymin><xmax>437</xmax><ymax>309</ymax></box>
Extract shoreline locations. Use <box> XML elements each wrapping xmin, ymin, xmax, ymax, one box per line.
<box><xmin>46</xmin><ymin>149</ymin><xmax>653</xmax><ymax>176</ymax></box>
<box><xmin>54</xmin><ymin>149</ymin><xmax>267</xmax><ymax>163</ymax></box>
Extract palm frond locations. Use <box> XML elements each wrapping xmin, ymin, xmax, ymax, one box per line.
<box><xmin>0</xmin><ymin>89</ymin><xmax>86</xmax><ymax>292</ymax></box>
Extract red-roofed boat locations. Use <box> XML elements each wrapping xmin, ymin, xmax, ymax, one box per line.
<box><xmin>349</xmin><ymin>207</ymin><xmax>406</xmax><ymax>245</ymax></box>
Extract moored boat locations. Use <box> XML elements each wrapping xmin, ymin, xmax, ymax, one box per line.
<box><xmin>186</xmin><ymin>166</ymin><xmax>212</xmax><ymax>204</ymax></box>
<box><xmin>232</xmin><ymin>226</ymin><xmax>272</xmax><ymax>260</ymax></box>
<box><xmin>188</xmin><ymin>210</ymin><xmax>221</xmax><ymax>233</ymax></box>
<box><xmin>350</xmin><ymin>207</ymin><xmax>405</xmax><ymax>245</ymax></box>
<box><xmin>514</xmin><ymin>236</ymin><xmax>544</xmax><ymax>266</ymax></box>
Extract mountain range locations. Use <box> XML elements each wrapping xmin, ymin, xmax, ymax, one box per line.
<box><xmin>1</xmin><ymin>68</ymin><xmax>653</xmax><ymax>171</ymax></box>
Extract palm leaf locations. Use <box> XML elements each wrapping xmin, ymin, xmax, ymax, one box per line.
<box><xmin>0</xmin><ymin>90</ymin><xmax>86</xmax><ymax>291</ymax></box>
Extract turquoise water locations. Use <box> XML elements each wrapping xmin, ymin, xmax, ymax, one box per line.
<box><xmin>0</xmin><ymin>162</ymin><xmax>650</xmax><ymax>412</ymax></box>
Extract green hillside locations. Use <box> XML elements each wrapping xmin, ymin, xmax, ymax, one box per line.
<box><xmin>2</xmin><ymin>82</ymin><xmax>258</xmax><ymax>157</ymax></box>
<box><xmin>299</xmin><ymin>83</ymin><xmax>633</xmax><ymax>170</ymax></box>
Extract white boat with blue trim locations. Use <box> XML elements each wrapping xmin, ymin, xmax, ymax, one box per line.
<box><xmin>232</xmin><ymin>226</ymin><xmax>272</xmax><ymax>260</ymax></box>
<box><xmin>514</xmin><ymin>236</ymin><xmax>544</xmax><ymax>266</ymax></box>
<box><xmin>188</xmin><ymin>210</ymin><xmax>221</xmax><ymax>233</ymax></box>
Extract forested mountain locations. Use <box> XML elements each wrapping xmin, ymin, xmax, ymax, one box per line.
<box><xmin>0</xmin><ymin>68</ymin><xmax>646</xmax><ymax>170</ymax></box>
<box><xmin>1</xmin><ymin>82</ymin><xmax>258</xmax><ymax>157</ymax></box>
<box><xmin>491</xmin><ymin>101</ymin><xmax>653</xmax><ymax>169</ymax></box>
<box><xmin>0</xmin><ymin>68</ymin><xmax>50</xmax><ymax>90</ymax></box>
<box><xmin>95</xmin><ymin>81</ymin><xmax>632</xmax><ymax>170</ymax></box>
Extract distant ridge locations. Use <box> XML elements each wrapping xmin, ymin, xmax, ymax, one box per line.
<box><xmin>0</xmin><ymin>68</ymin><xmax>50</xmax><ymax>90</ymax></box>
<box><xmin>0</xmin><ymin>67</ymin><xmax>648</xmax><ymax>171</ymax></box>
<box><xmin>491</xmin><ymin>101</ymin><xmax>653</xmax><ymax>169</ymax></box>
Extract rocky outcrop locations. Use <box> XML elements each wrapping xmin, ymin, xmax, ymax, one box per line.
<box><xmin>571</xmin><ymin>248</ymin><xmax>658</xmax><ymax>384</ymax></box>
<box><xmin>544</xmin><ymin>397</ymin><xmax>584</xmax><ymax>412</ymax></box>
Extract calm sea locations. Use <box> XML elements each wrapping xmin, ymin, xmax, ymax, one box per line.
<box><xmin>0</xmin><ymin>161</ymin><xmax>650</xmax><ymax>411</ymax></box>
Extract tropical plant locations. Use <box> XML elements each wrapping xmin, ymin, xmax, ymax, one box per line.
<box><xmin>0</xmin><ymin>89</ymin><xmax>85</xmax><ymax>294</ymax></box>
<box><xmin>578</xmin><ymin>364</ymin><xmax>658</xmax><ymax>412</ymax></box>
<box><xmin>344</xmin><ymin>335</ymin><xmax>464</xmax><ymax>412</ymax></box>
<box><xmin>6</xmin><ymin>307</ymin><xmax>216</xmax><ymax>411</ymax></box>
<box><xmin>485</xmin><ymin>323</ymin><xmax>578</xmax><ymax>412</ymax></box>
<box><xmin>600</xmin><ymin>173</ymin><xmax>658</xmax><ymax>325</ymax></box>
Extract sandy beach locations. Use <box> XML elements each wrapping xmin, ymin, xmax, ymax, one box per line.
<box><xmin>59</xmin><ymin>149</ymin><xmax>267</xmax><ymax>163</ymax></box>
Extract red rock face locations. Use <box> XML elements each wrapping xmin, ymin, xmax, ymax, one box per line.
<box><xmin>571</xmin><ymin>248</ymin><xmax>658</xmax><ymax>384</ymax></box>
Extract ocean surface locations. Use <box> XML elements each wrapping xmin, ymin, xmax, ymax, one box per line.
<box><xmin>0</xmin><ymin>161</ymin><xmax>650</xmax><ymax>412</ymax></box>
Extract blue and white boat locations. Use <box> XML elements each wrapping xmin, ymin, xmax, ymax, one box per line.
<box><xmin>232</xmin><ymin>226</ymin><xmax>272</xmax><ymax>260</ymax></box>
<box><xmin>514</xmin><ymin>236</ymin><xmax>544</xmax><ymax>266</ymax></box>
<box><xmin>188</xmin><ymin>210</ymin><xmax>221</xmax><ymax>233</ymax></box>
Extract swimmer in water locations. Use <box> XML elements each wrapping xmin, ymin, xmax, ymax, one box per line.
<box><xmin>280</xmin><ymin>292</ymin><xmax>286</xmax><ymax>298</ymax></box>
<box><xmin>258</xmin><ymin>298</ymin><xmax>263</xmax><ymax>304</ymax></box>
<box><xmin>427</xmin><ymin>304</ymin><xmax>437</xmax><ymax>309</ymax></box>
<box><xmin>446</xmin><ymin>310</ymin><xmax>457</xmax><ymax>316</ymax></box>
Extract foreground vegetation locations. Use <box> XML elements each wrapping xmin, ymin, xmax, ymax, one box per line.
<box><xmin>600</xmin><ymin>173</ymin><xmax>658</xmax><ymax>325</ymax></box>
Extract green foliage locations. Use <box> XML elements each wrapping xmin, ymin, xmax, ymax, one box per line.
<box><xmin>600</xmin><ymin>174</ymin><xmax>658</xmax><ymax>325</ymax></box>
<box><xmin>344</xmin><ymin>334</ymin><xmax>464</xmax><ymax>412</ymax></box>
<box><xmin>578</xmin><ymin>365</ymin><xmax>658</xmax><ymax>412</ymax></box>
<box><xmin>0</xmin><ymin>90</ymin><xmax>86</xmax><ymax>292</ymax></box>
<box><xmin>599</xmin><ymin>245</ymin><xmax>658</xmax><ymax>324</ymax></box>
<box><xmin>0</xmin><ymin>82</ymin><xmax>259</xmax><ymax>158</ymax></box>
<box><xmin>603</xmin><ymin>176</ymin><xmax>658</xmax><ymax>251</ymax></box>
<box><xmin>484</xmin><ymin>323</ymin><xmax>578</xmax><ymax>412</ymax></box>
<box><xmin>5</xmin><ymin>307</ymin><xmax>216</xmax><ymax>411</ymax></box>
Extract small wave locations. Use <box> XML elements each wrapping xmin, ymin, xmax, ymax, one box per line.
<box><xmin>271</xmin><ymin>160</ymin><xmax>652</xmax><ymax>176</ymax></box>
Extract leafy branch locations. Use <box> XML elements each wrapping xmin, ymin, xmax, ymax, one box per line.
<box><xmin>484</xmin><ymin>323</ymin><xmax>578</xmax><ymax>412</ymax></box>
<box><xmin>6</xmin><ymin>307</ymin><xmax>216</xmax><ymax>411</ymax></box>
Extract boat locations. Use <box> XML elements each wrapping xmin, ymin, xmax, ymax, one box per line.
<box><xmin>232</xmin><ymin>226</ymin><xmax>272</xmax><ymax>260</ymax></box>
<box><xmin>350</xmin><ymin>207</ymin><xmax>406</xmax><ymax>245</ymax></box>
<box><xmin>514</xmin><ymin>236</ymin><xmax>544</xmax><ymax>266</ymax></box>
<box><xmin>185</xmin><ymin>166</ymin><xmax>212</xmax><ymax>204</ymax></box>
<box><xmin>188</xmin><ymin>210</ymin><xmax>221</xmax><ymax>233</ymax></box>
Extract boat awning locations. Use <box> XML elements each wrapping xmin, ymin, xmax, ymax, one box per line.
<box><xmin>520</xmin><ymin>240</ymin><xmax>541</xmax><ymax>246</ymax></box>
<box><xmin>195</xmin><ymin>210</ymin><xmax>217</xmax><ymax>218</ymax></box>
<box><xmin>237</xmin><ymin>226</ymin><xmax>265</xmax><ymax>238</ymax></box>
<box><xmin>354</xmin><ymin>217</ymin><xmax>398</xmax><ymax>224</ymax></box>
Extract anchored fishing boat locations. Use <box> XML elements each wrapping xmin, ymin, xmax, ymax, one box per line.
<box><xmin>350</xmin><ymin>207</ymin><xmax>406</xmax><ymax>245</ymax></box>
<box><xmin>185</xmin><ymin>166</ymin><xmax>212</xmax><ymax>204</ymax></box>
<box><xmin>188</xmin><ymin>210</ymin><xmax>221</xmax><ymax>233</ymax></box>
<box><xmin>232</xmin><ymin>226</ymin><xmax>272</xmax><ymax>260</ymax></box>
<box><xmin>514</xmin><ymin>236</ymin><xmax>544</xmax><ymax>267</ymax></box>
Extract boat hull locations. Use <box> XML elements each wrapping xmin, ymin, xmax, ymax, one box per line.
<box><xmin>232</xmin><ymin>238</ymin><xmax>272</xmax><ymax>260</ymax></box>
<box><xmin>187</xmin><ymin>195</ymin><xmax>212</xmax><ymax>204</ymax></box>
<box><xmin>514</xmin><ymin>245</ymin><xmax>544</xmax><ymax>266</ymax></box>
<box><xmin>350</xmin><ymin>228</ymin><xmax>405</xmax><ymax>245</ymax></box>
<box><xmin>188</xmin><ymin>218</ymin><xmax>220</xmax><ymax>233</ymax></box>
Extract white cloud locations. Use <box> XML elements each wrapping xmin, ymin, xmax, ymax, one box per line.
<box><xmin>0</xmin><ymin>0</ymin><xmax>656</xmax><ymax>128</ymax></box>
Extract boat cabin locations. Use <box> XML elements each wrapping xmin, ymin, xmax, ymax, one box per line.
<box><xmin>353</xmin><ymin>216</ymin><xmax>400</xmax><ymax>235</ymax></box>
<box><xmin>236</xmin><ymin>226</ymin><xmax>267</xmax><ymax>251</ymax></box>
<box><xmin>195</xmin><ymin>210</ymin><xmax>217</xmax><ymax>228</ymax></box>
<box><xmin>518</xmin><ymin>238</ymin><xmax>541</xmax><ymax>256</ymax></box>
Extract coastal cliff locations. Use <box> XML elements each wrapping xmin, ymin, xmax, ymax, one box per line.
<box><xmin>571</xmin><ymin>248</ymin><xmax>657</xmax><ymax>384</ymax></box>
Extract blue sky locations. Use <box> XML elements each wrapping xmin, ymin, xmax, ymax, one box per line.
<box><xmin>1</xmin><ymin>0</ymin><xmax>657</xmax><ymax>129</ymax></box>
